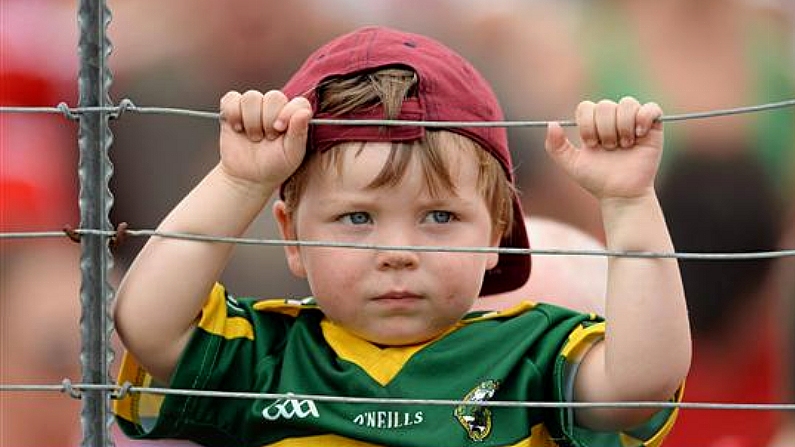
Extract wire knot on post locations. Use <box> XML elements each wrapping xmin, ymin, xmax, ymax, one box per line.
<box><xmin>61</xmin><ymin>379</ymin><xmax>83</xmax><ymax>399</ymax></box>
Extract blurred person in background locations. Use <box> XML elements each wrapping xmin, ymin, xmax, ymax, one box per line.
<box><xmin>576</xmin><ymin>0</ymin><xmax>795</xmax><ymax>162</ymax></box>
<box><xmin>1</xmin><ymin>1</ymin><xmax>82</xmax><ymax>445</ymax></box>
<box><xmin>658</xmin><ymin>151</ymin><xmax>787</xmax><ymax>447</ymax></box>
<box><xmin>768</xmin><ymin>166</ymin><xmax>795</xmax><ymax>447</ymax></box>
<box><xmin>0</xmin><ymin>239</ymin><xmax>82</xmax><ymax>447</ymax></box>
<box><xmin>570</xmin><ymin>2</ymin><xmax>795</xmax><ymax>445</ymax></box>
<box><xmin>573</xmin><ymin>0</ymin><xmax>795</xmax><ymax>201</ymax></box>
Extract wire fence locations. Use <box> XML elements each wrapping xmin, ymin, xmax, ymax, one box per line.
<box><xmin>4</xmin><ymin>97</ymin><xmax>795</xmax><ymax>126</ymax></box>
<box><xmin>2</xmin><ymin>380</ymin><xmax>795</xmax><ymax>413</ymax></box>
<box><xmin>2</xmin><ymin>1</ymin><xmax>795</xmax><ymax>447</ymax></box>
<box><xmin>3</xmin><ymin>226</ymin><xmax>795</xmax><ymax>260</ymax></box>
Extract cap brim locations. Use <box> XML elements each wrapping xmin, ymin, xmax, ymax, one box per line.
<box><xmin>480</xmin><ymin>197</ymin><xmax>530</xmax><ymax>296</ymax></box>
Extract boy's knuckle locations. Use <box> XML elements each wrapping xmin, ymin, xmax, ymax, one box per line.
<box><xmin>596</xmin><ymin>99</ymin><xmax>616</xmax><ymax>109</ymax></box>
<box><xmin>263</xmin><ymin>89</ymin><xmax>287</xmax><ymax>102</ymax></box>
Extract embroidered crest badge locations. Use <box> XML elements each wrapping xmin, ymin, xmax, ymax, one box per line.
<box><xmin>454</xmin><ymin>380</ymin><xmax>500</xmax><ymax>441</ymax></box>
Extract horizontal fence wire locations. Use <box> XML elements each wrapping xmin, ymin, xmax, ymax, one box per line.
<box><xmin>1</xmin><ymin>381</ymin><xmax>794</xmax><ymax>412</ymax></box>
<box><xmin>1</xmin><ymin>227</ymin><xmax>794</xmax><ymax>260</ymax></box>
<box><xmin>2</xmin><ymin>98</ymin><xmax>795</xmax><ymax>127</ymax></box>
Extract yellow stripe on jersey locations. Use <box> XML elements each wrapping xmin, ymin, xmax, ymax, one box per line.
<box><xmin>556</xmin><ymin>319</ymin><xmax>684</xmax><ymax>447</ymax></box>
<box><xmin>559</xmin><ymin>320</ymin><xmax>605</xmax><ymax>362</ymax></box>
<box><xmin>320</xmin><ymin>319</ymin><xmax>435</xmax><ymax>386</ymax></box>
<box><xmin>639</xmin><ymin>385</ymin><xmax>685</xmax><ymax>447</ymax></box>
<box><xmin>463</xmin><ymin>301</ymin><xmax>538</xmax><ymax>323</ymax></box>
<box><xmin>321</xmin><ymin>319</ymin><xmax>469</xmax><ymax>386</ymax></box>
<box><xmin>197</xmin><ymin>283</ymin><xmax>254</xmax><ymax>340</ymax></box>
<box><xmin>113</xmin><ymin>353</ymin><xmax>164</xmax><ymax>427</ymax></box>
<box><xmin>253</xmin><ymin>297</ymin><xmax>320</xmax><ymax>316</ymax></box>
<box><xmin>319</xmin><ymin>302</ymin><xmax>540</xmax><ymax>385</ymax></box>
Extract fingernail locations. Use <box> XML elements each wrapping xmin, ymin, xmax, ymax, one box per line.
<box><xmin>233</xmin><ymin>123</ymin><xmax>243</xmax><ymax>133</ymax></box>
<box><xmin>274</xmin><ymin>120</ymin><xmax>285</xmax><ymax>131</ymax></box>
<box><xmin>635</xmin><ymin>125</ymin><xmax>645</xmax><ymax>137</ymax></box>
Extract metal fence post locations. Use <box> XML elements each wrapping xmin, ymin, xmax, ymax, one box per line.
<box><xmin>77</xmin><ymin>0</ymin><xmax>115</xmax><ymax>446</ymax></box>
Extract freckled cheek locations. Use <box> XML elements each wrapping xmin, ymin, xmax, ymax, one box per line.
<box><xmin>306</xmin><ymin>271</ymin><xmax>362</xmax><ymax>322</ymax></box>
<box><xmin>442</xmin><ymin>251</ymin><xmax>492</xmax><ymax>270</ymax></box>
<box><xmin>431</xmin><ymin>253</ymin><xmax>489</xmax><ymax>293</ymax></box>
<box><xmin>303</xmin><ymin>250</ymin><xmax>365</xmax><ymax>294</ymax></box>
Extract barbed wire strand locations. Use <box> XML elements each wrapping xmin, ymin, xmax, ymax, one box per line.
<box><xmin>2</xmin><ymin>98</ymin><xmax>795</xmax><ymax>127</ymax></box>
<box><xmin>1</xmin><ymin>227</ymin><xmax>793</xmax><ymax>260</ymax></box>
<box><xmin>1</xmin><ymin>381</ymin><xmax>793</xmax><ymax>412</ymax></box>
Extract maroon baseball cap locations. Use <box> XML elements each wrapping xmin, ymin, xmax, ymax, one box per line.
<box><xmin>282</xmin><ymin>26</ymin><xmax>530</xmax><ymax>296</ymax></box>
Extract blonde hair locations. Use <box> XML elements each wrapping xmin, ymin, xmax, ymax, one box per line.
<box><xmin>281</xmin><ymin>67</ymin><xmax>516</xmax><ymax>238</ymax></box>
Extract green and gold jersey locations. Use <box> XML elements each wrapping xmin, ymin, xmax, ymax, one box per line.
<box><xmin>115</xmin><ymin>283</ymin><xmax>681</xmax><ymax>447</ymax></box>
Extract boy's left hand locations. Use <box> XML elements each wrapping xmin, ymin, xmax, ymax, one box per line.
<box><xmin>544</xmin><ymin>97</ymin><xmax>664</xmax><ymax>200</ymax></box>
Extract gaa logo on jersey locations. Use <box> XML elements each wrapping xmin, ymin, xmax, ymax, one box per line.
<box><xmin>262</xmin><ymin>396</ymin><xmax>320</xmax><ymax>421</ymax></box>
<box><xmin>454</xmin><ymin>380</ymin><xmax>500</xmax><ymax>441</ymax></box>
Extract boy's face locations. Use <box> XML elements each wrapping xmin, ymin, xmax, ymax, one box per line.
<box><xmin>274</xmin><ymin>140</ymin><xmax>501</xmax><ymax>346</ymax></box>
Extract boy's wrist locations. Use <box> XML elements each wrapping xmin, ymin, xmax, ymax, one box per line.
<box><xmin>599</xmin><ymin>191</ymin><xmax>669</xmax><ymax>251</ymax></box>
<box><xmin>214</xmin><ymin>164</ymin><xmax>276</xmax><ymax>201</ymax></box>
<box><xmin>598</xmin><ymin>189</ymin><xmax>658</xmax><ymax>214</ymax></box>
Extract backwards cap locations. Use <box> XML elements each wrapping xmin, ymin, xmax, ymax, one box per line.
<box><xmin>282</xmin><ymin>26</ymin><xmax>530</xmax><ymax>296</ymax></box>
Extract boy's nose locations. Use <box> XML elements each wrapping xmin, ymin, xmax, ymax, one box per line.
<box><xmin>376</xmin><ymin>247</ymin><xmax>419</xmax><ymax>270</ymax></box>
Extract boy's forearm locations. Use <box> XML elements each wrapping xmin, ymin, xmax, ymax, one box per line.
<box><xmin>574</xmin><ymin>192</ymin><xmax>690</xmax><ymax>430</ymax></box>
<box><xmin>600</xmin><ymin>192</ymin><xmax>691</xmax><ymax>397</ymax></box>
<box><xmin>114</xmin><ymin>164</ymin><xmax>276</xmax><ymax>382</ymax></box>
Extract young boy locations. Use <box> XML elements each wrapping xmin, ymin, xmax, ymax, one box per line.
<box><xmin>113</xmin><ymin>26</ymin><xmax>690</xmax><ymax>447</ymax></box>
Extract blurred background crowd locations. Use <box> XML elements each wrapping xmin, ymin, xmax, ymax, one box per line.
<box><xmin>2</xmin><ymin>0</ymin><xmax>795</xmax><ymax>446</ymax></box>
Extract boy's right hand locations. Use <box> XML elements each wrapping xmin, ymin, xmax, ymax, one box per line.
<box><xmin>219</xmin><ymin>90</ymin><xmax>312</xmax><ymax>192</ymax></box>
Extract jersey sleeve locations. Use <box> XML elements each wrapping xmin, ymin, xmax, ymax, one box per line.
<box><xmin>113</xmin><ymin>283</ymin><xmax>297</xmax><ymax>444</ymax></box>
<box><xmin>549</xmin><ymin>319</ymin><xmax>684</xmax><ymax>447</ymax></box>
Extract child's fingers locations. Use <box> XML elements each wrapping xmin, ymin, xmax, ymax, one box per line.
<box><xmin>219</xmin><ymin>91</ymin><xmax>243</xmax><ymax>132</ymax></box>
<box><xmin>617</xmin><ymin>97</ymin><xmax>641</xmax><ymax>148</ymax></box>
<box><xmin>576</xmin><ymin>101</ymin><xmax>598</xmax><ymax>148</ymax></box>
<box><xmin>261</xmin><ymin>90</ymin><xmax>289</xmax><ymax>141</ymax></box>
<box><xmin>594</xmin><ymin>100</ymin><xmax>618</xmax><ymax>150</ymax></box>
<box><xmin>240</xmin><ymin>90</ymin><xmax>266</xmax><ymax>141</ymax></box>
<box><xmin>637</xmin><ymin>101</ymin><xmax>663</xmax><ymax>136</ymax></box>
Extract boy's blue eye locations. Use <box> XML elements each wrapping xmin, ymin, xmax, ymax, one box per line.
<box><xmin>342</xmin><ymin>212</ymin><xmax>372</xmax><ymax>225</ymax></box>
<box><xmin>426</xmin><ymin>210</ymin><xmax>453</xmax><ymax>224</ymax></box>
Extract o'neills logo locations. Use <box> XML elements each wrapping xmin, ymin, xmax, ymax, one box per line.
<box><xmin>352</xmin><ymin>411</ymin><xmax>424</xmax><ymax>429</ymax></box>
<box><xmin>262</xmin><ymin>397</ymin><xmax>320</xmax><ymax>421</ymax></box>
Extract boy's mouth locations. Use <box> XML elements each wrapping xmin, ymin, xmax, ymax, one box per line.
<box><xmin>373</xmin><ymin>291</ymin><xmax>423</xmax><ymax>301</ymax></box>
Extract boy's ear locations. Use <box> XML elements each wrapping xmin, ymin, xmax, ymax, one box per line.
<box><xmin>485</xmin><ymin>230</ymin><xmax>502</xmax><ymax>271</ymax></box>
<box><xmin>273</xmin><ymin>200</ymin><xmax>307</xmax><ymax>278</ymax></box>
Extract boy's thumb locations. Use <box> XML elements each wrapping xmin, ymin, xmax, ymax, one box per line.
<box><xmin>283</xmin><ymin>111</ymin><xmax>310</xmax><ymax>156</ymax></box>
<box><xmin>544</xmin><ymin>122</ymin><xmax>576</xmax><ymax>167</ymax></box>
